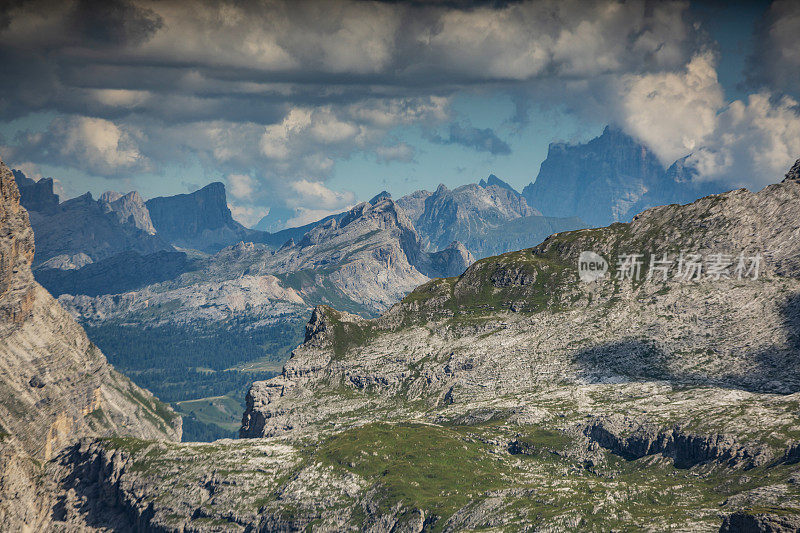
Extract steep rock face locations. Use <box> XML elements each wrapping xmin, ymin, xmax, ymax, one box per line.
<box><xmin>12</xmin><ymin>170</ymin><xmax>59</xmax><ymax>213</ymax></box>
<box><xmin>146</xmin><ymin>182</ymin><xmax>255</xmax><ymax>252</ymax></box>
<box><xmin>99</xmin><ymin>190</ymin><xmax>157</xmax><ymax>235</ymax></box>
<box><xmin>0</xmin><ymin>158</ymin><xmax>180</xmax><ymax>530</ymax></box>
<box><xmin>784</xmin><ymin>158</ymin><xmax>800</xmax><ymax>182</ymax></box>
<box><xmin>522</xmin><ymin>126</ymin><xmax>724</xmax><ymax>227</ymax></box>
<box><xmin>413</xmin><ymin>182</ymin><xmax>540</xmax><ymax>254</ymax></box>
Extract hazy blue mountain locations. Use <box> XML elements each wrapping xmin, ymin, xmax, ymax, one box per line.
<box><xmin>12</xmin><ymin>169</ymin><xmax>59</xmax><ymax>212</ymax></box>
<box><xmin>146</xmin><ymin>182</ymin><xmax>258</xmax><ymax>252</ymax></box>
<box><xmin>522</xmin><ymin>126</ymin><xmax>728</xmax><ymax>227</ymax></box>
<box><xmin>408</xmin><ymin>179</ymin><xmax>541</xmax><ymax>254</ymax></box>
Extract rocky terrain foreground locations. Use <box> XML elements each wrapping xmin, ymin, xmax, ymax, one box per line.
<box><xmin>0</xmin><ymin>159</ymin><xmax>182</xmax><ymax>530</ymax></box>
<box><xmin>32</xmin><ymin>161</ymin><xmax>797</xmax><ymax>531</ymax></box>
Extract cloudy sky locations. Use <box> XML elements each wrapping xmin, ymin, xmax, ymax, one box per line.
<box><xmin>1</xmin><ymin>0</ymin><xmax>798</xmax><ymax>228</ymax></box>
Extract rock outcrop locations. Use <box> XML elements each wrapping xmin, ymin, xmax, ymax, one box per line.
<box><xmin>784</xmin><ymin>158</ymin><xmax>800</xmax><ymax>182</ymax></box>
<box><xmin>720</xmin><ymin>510</ymin><xmax>800</xmax><ymax>532</ymax></box>
<box><xmin>0</xmin><ymin>157</ymin><xmax>181</xmax><ymax>530</ymax></box>
<box><xmin>584</xmin><ymin>416</ymin><xmax>771</xmax><ymax>469</ymax></box>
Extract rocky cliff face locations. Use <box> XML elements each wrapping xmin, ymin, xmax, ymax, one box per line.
<box><xmin>522</xmin><ymin>126</ymin><xmax>724</xmax><ymax>227</ymax></box>
<box><xmin>0</xmin><ymin>158</ymin><xmax>181</xmax><ymax>530</ymax></box>
<box><xmin>146</xmin><ymin>182</ymin><xmax>255</xmax><ymax>252</ymax></box>
<box><xmin>99</xmin><ymin>190</ymin><xmax>157</xmax><ymax>235</ymax></box>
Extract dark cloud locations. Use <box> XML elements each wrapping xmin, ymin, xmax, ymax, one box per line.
<box><xmin>70</xmin><ymin>0</ymin><xmax>162</xmax><ymax>47</ymax></box>
<box><xmin>744</xmin><ymin>0</ymin><xmax>800</xmax><ymax>97</ymax></box>
<box><xmin>429</xmin><ymin>122</ymin><xmax>511</xmax><ymax>155</ymax></box>
<box><xmin>0</xmin><ymin>0</ymin><xmax>716</xmax><ymax>217</ymax></box>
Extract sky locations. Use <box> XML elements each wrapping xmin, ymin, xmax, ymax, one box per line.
<box><xmin>0</xmin><ymin>0</ymin><xmax>798</xmax><ymax>229</ymax></box>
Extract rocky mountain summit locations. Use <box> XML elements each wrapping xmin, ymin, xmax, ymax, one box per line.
<box><xmin>522</xmin><ymin>126</ymin><xmax>725</xmax><ymax>227</ymax></box>
<box><xmin>31</xmin><ymin>160</ymin><xmax>800</xmax><ymax>531</ymax></box>
<box><xmin>99</xmin><ymin>190</ymin><xmax>157</xmax><ymax>235</ymax></box>
<box><xmin>0</xmin><ymin>158</ymin><xmax>181</xmax><ymax>530</ymax></box>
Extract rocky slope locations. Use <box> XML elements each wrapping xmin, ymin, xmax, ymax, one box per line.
<box><xmin>522</xmin><ymin>126</ymin><xmax>725</xmax><ymax>227</ymax></box>
<box><xmin>40</xmin><ymin>160</ymin><xmax>800</xmax><ymax>531</ymax></box>
<box><xmin>0</xmin><ymin>158</ymin><xmax>181</xmax><ymax>530</ymax></box>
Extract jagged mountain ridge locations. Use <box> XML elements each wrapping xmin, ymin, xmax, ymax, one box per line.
<box><xmin>397</xmin><ymin>177</ymin><xmax>586</xmax><ymax>259</ymax></box>
<box><xmin>0</xmin><ymin>159</ymin><xmax>181</xmax><ymax>530</ymax></box>
<box><xmin>61</xmin><ymin>195</ymin><xmax>473</xmax><ymax>324</ymax></box>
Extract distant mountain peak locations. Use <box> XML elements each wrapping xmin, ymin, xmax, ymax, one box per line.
<box><xmin>479</xmin><ymin>174</ymin><xmax>517</xmax><ymax>194</ymax></box>
<box><xmin>145</xmin><ymin>181</ymin><xmax>253</xmax><ymax>252</ymax></box>
<box><xmin>369</xmin><ymin>190</ymin><xmax>391</xmax><ymax>204</ymax></box>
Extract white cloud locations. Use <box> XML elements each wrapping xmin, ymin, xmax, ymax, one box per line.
<box><xmin>228</xmin><ymin>203</ymin><xmax>269</xmax><ymax>227</ymax></box>
<box><xmin>257</xmin><ymin>98</ymin><xmax>447</xmax><ymax>180</ymax></box>
<box><xmin>613</xmin><ymin>52</ymin><xmax>724</xmax><ymax>165</ymax></box>
<box><xmin>687</xmin><ymin>93</ymin><xmax>800</xmax><ymax>188</ymax></box>
<box><xmin>376</xmin><ymin>142</ymin><xmax>415</xmax><ymax>164</ymax></box>
<box><xmin>607</xmin><ymin>53</ymin><xmax>800</xmax><ymax>189</ymax></box>
<box><xmin>227</xmin><ymin>173</ymin><xmax>256</xmax><ymax>200</ymax></box>
<box><xmin>10</xmin><ymin>116</ymin><xmax>149</xmax><ymax>176</ymax></box>
<box><xmin>289</xmin><ymin>179</ymin><xmax>355</xmax><ymax>210</ymax></box>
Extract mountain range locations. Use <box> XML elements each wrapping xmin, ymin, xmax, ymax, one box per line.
<box><xmin>3</xmin><ymin>155</ymin><xmax>798</xmax><ymax>530</ymax></box>
<box><xmin>9</xmin><ymin>126</ymin><xmax>746</xmax><ymax>441</ymax></box>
